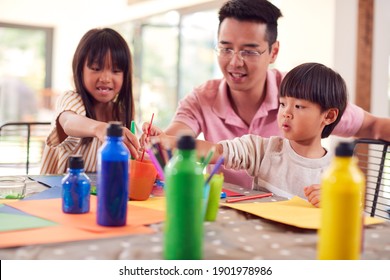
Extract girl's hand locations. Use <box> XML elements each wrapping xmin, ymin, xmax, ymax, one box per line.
<box><xmin>304</xmin><ymin>184</ymin><xmax>321</xmax><ymax>207</ymax></box>
<box><xmin>95</xmin><ymin>122</ymin><xmax>109</xmax><ymax>143</ymax></box>
<box><xmin>123</xmin><ymin>127</ymin><xmax>141</xmax><ymax>160</ymax></box>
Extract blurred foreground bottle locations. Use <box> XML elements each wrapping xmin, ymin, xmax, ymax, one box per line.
<box><xmin>164</xmin><ymin>134</ymin><xmax>204</xmax><ymax>259</ymax></box>
<box><xmin>97</xmin><ymin>122</ymin><xmax>129</xmax><ymax>226</ymax></box>
<box><xmin>62</xmin><ymin>155</ymin><xmax>91</xmax><ymax>214</ymax></box>
<box><xmin>318</xmin><ymin>141</ymin><xmax>365</xmax><ymax>259</ymax></box>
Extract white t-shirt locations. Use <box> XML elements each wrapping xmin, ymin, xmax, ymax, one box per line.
<box><xmin>220</xmin><ymin>135</ymin><xmax>333</xmax><ymax>199</ymax></box>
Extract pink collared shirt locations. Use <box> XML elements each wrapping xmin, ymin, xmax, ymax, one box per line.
<box><xmin>172</xmin><ymin>69</ymin><xmax>364</xmax><ymax>188</ymax></box>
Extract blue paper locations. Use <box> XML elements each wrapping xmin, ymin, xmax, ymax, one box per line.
<box><xmin>28</xmin><ymin>175</ymin><xmax>63</xmax><ymax>188</ymax></box>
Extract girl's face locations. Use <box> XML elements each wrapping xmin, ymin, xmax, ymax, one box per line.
<box><xmin>277</xmin><ymin>96</ymin><xmax>331</xmax><ymax>143</ymax></box>
<box><xmin>82</xmin><ymin>53</ymin><xmax>124</xmax><ymax>104</ymax></box>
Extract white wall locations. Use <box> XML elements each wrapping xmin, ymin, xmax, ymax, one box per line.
<box><xmin>372</xmin><ymin>0</ymin><xmax>390</xmax><ymax>117</ymax></box>
<box><xmin>334</xmin><ymin>0</ymin><xmax>358</xmax><ymax>104</ymax></box>
<box><xmin>275</xmin><ymin>0</ymin><xmax>335</xmax><ymax>71</ymax></box>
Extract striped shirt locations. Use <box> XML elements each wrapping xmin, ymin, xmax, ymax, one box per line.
<box><xmin>40</xmin><ymin>91</ymin><xmax>102</xmax><ymax>174</ymax></box>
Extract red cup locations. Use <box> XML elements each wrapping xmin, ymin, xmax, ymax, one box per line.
<box><xmin>128</xmin><ymin>159</ymin><xmax>158</xmax><ymax>201</ymax></box>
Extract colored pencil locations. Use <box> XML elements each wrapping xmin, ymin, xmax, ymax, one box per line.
<box><xmin>130</xmin><ymin>120</ymin><xmax>136</xmax><ymax>160</ymax></box>
<box><xmin>225</xmin><ymin>192</ymin><xmax>273</xmax><ymax>203</ymax></box>
<box><xmin>145</xmin><ymin>148</ymin><xmax>165</xmax><ymax>181</ymax></box>
<box><xmin>205</xmin><ymin>156</ymin><xmax>224</xmax><ymax>185</ymax></box>
<box><xmin>202</xmin><ymin>146</ymin><xmax>216</xmax><ymax>169</ymax></box>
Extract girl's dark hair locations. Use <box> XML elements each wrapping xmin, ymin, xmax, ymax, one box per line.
<box><xmin>72</xmin><ymin>28</ymin><xmax>134</xmax><ymax>131</ymax></box>
<box><xmin>279</xmin><ymin>63</ymin><xmax>348</xmax><ymax>138</ymax></box>
<box><xmin>218</xmin><ymin>0</ymin><xmax>282</xmax><ymax>50</ymax></box>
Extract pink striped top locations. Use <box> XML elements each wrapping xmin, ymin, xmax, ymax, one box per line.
<box><xmin>40</xmin><ymin>91</ymin><xmax>102</xmax><ymax>174</ymax></box>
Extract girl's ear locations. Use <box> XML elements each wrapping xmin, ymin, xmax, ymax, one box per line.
<box><xmin>324</xmin><ymin>108</ymin><xmax>339</xmax><ymax>125</ymax></box>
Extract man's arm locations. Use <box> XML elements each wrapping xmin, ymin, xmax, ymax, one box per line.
<box><xmin>354</xmin><ymin>111</ymin><xmax>390</xmax><ymax>141</ymax></box>
<box><xmin>164</xmin><ymin>121</ymin><xmax>197</xmax><ymax>138</ymax></box>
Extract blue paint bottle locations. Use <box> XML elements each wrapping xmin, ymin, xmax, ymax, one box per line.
<box><xmin>97</xmin><ymin>121</ymin><xmax>129</xmax><ymax>226</ymax></box>
<box><xmin>62</xmin><ymin>155</ymin><xmax>91</xmax><ymax>214</ymax></box>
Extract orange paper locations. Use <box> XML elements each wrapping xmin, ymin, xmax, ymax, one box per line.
<box><xmin>5</xmin><ymin>196</ymin><xmax>164</xmax><ymax>233</ymax></box>
<box><xmin>0</xmin><ymin>224</ymin><xmax>153</xmax><ymax>248</ymax></box>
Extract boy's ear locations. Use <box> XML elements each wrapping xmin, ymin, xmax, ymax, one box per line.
<box><xmin>324</xmin><ymin>108</ymin><xmax>339</xmax><ymax>124</ymax></box>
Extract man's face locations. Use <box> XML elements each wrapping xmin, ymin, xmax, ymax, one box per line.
<box><xmin>217</xmin><ymin>18</ymin><xmax>278</xmax><ymax>94</ymax></box>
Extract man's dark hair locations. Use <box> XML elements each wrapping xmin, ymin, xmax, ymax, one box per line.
<box><xmin>218</xmin><ymin>0</ymin><xmax>282</xmax><ymax>47</ymax></box>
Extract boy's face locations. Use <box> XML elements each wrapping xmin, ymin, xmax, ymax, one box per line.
<box><xmin>82</xmin><ymin>52</ymin><xmax>124</xmax><ymax>104</ymax></box>
<box><xmin>277</xmin><ymin>96</ymin><xmax>332</xmax><ymax>142</ymax></box>
<box><xmin>217</xmin><ymin>18</ymin><xmax>279</xmax><ymax>95</ymax></box>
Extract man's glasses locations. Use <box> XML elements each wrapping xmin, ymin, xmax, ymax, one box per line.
<box><xmin>215</xmin><ymin>47</ymin><xmax>267</xmax><ymax>61</ymax></box>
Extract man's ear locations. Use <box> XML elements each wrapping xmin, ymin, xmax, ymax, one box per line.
<box><xmin>324</xmin><ymin>108</ymin><xmax>339</xmax><ymax>124</ymax></box>
<box><xmin>269</xmin><ymin>41</ymin><xmax>279</xmax><ymax>63</ymax></box>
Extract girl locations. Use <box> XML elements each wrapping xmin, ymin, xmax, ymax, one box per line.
<box><xmin>40</xmin><ymin>28</ymin><xmax>140</xmax><ymax>174</ymax></box>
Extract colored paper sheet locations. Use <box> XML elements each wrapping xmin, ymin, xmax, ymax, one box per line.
<box><xmin>222</xmin><ymin>188</ymin><xmax>244</xmax><ymax>197</ymax></box>
<box><xmin>0</xmin><ymin>212</ymin><xmax>57</xmax><ymax>232</ymax></box>
<box><xmin>0</xmin><ymin>224</ymin><xmax>154</xmax><ymax>248</ymax></box>
<box><xmin>221</xmin><ymin>196</ymin><xmax>385</xmax><ymax>230</ymax></box>
<box><xmin>0</xmin><ymin>199</ymin><xmax>20</xmax><ymax>204</ymax></box>
<box><xmin>129</xmin><ymin>196</ymin><xmax>166</xmax><ymax>211</ymax></box>
<box><xmin>5</xmin><ymin>196</ymin><xmax>164</xmax><ymax>233</ymax></box>
<box><xmin>23</xmin><ymin>186</ymin><xmax>61</xmax><ymax>200</ymax></box>
<box><xmin>28</xmin><ymin>175</ymin><xmax>64</xmax><ymax>188</ymax></box>
<box><xmin>0</xmin><ymin>203</ymin><xmax>30</xmax><ymax>215</ymax></box>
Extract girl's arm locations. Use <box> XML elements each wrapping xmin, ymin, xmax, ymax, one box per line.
<box><xmin>59</xmin><ymin>111</ymin><xmax>107</xmax><ymax>142</ymax></box>
<box><xmin>58</xmin><ymin>111</ymin><xmax>140</xmax><ymax>158</ymax></box>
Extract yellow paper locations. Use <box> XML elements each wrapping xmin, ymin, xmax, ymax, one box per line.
<box><xmin>129</xmin><ymin>196</ymin><xmax>166</xmax><ymax>211</ymax></box>
<box><xmin>221</xmin><ymin>196</ymin><xmax>385</xmax><ymax>229</ymax></box>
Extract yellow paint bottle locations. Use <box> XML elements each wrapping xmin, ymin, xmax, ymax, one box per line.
<box><xmin>318</xmin><ymin>141</ymin><xmax>365</xmax><ymax>260</ymax></box>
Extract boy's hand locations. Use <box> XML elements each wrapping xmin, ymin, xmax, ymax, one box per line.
<box><xmin>304</xmin><ymin>184</ymin><xmax>321</xmax><ymax>207</ymax></box>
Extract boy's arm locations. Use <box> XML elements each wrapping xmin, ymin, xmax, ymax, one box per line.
<box><xmin>195</xmin><ymin>140</ymin><xmax>223</xmax><ymax>164</ymax></box>
<box><xmin>141</xmin><ymin>122</ymin><xmax>223</xmax><ymax>163</ymax></box>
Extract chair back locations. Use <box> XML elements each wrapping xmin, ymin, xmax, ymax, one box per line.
<box><xmin>0</xmin><ymin>122</ymin><xmax>51</xmax><ymax>175</ymax></box>
<box><xmin>353</xmin><ymin>139</ymin><xmax>390</xmax><ymax>220</ymax></box>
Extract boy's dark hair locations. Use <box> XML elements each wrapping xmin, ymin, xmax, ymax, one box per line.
<box><xmin>279</xmin><ymin>63</ymin><xmax>348</xmax><ymax>138</ymax></box>
<box><xmin>218</xmin><ymin>0</ymin><xmax>282</xmax><ymax>49</ymax></box>
<box><xmin>72</xmin><ymin>28</ymin><xmax>134</xmax><ymax>129</ymax></box>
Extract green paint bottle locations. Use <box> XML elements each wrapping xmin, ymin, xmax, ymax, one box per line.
<box><xmin>164</xmin><ymin>134</ymin><xmax>204</xmax><ymax>260</ymax></box>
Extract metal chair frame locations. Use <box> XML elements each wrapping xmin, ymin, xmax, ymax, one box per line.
<box><xmin>0</xmin><ymin>121</ymin><xmax>51</xmax><ymax>174</ymax></box>
<box><xmin>353</xmin><ymin>138</ymin><xmax>390</xmax><ymax>220</ymax></box>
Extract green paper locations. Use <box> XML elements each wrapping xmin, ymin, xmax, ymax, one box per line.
<box><xmin>0</xmin><ymin>212</ymin><xmax>57</xmax><ymax>232</ymax></box>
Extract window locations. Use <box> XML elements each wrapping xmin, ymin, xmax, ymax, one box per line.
<box><xmin>114</xmin><ymin>7</ymin><xmax>220</xmax><ymax>130</ymax></box>
<box><xmin>0</xmin><ymin>23</ymin><xmax>54</xmax><ymax>123</ymax></box>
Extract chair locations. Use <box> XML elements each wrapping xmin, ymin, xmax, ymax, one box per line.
<box><xmin>353</xmin><ymin>139</ymin><xmax>390</xmax><ymax>220</ymax></box>
<box><xmin>0</xmin><ymin>122</ymin><xmax>51</xmax><ymax>175</ymax></box>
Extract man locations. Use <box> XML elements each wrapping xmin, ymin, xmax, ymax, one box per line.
<box><xmin>144</xmin><ymin>0</ymin><xmax>390</xmax><ymax>188</ymax></box>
